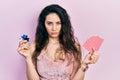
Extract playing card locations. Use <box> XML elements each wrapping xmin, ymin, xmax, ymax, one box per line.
<box><xmin>83</xmin><ymin>36</ymin><xmax>104</xmax><ymax>52</ymax></box>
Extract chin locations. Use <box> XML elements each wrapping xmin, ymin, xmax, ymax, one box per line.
<box><xmin>50</xmin><ymin>35</ymin><xmax>59</xmax><ymax>38</ymax></box>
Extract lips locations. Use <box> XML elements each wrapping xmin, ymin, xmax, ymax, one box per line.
<box><xmin>51</xmin><ymin>32</ymin><xmax>58</xmax><ymax>35</ymax></box>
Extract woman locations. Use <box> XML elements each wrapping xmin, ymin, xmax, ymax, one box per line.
<box><xmin>17</xmin><ymin>4</ymin><xmax>99</xmax><ymax>80</ymax></box>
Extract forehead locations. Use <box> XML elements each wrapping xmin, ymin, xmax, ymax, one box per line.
<box><xmin>45</xmin><ymin>13</ymin><xmax>61</xmax><ymax>21</ymax></box>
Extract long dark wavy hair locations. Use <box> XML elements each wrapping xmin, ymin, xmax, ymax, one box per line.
<box><xmin>32</xmin><ymin>4</ymin><xmax>82</xmax><ymax>73</ymax></box>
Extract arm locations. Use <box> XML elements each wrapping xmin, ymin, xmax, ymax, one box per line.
<box><xmin>72</xmin><ymin>62</ymin><xmax>88</xmax><ymax>80</ymax></box>
<box><xmin>17</xmin><ymin>40</ymin><xmax>40</xmax><ymax>80</ymax></box>
<box><xmin>26</xmin><ymin>57</ymin><xmax>40</xmax><ymax>80</ymax></box>
<box><xmin>26</xmin><ymin>42</ymin><xmax>40</xmax><ymax>80</ymax></box>
<box><xmin>70</xmin><ymin>42</ymin><xmax>87</xmax><ymax>80</ymax></box>
<box><xmin>71</xmin><ymin>43</ymin><xmax>99</xmax><ymax>80</ymax></box>
<box><xmin>72</xmin><ymin>51</ymin><xmax>99</xmax><ymax>80</ymax></box>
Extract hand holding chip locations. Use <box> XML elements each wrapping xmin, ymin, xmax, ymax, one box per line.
<box><xmin>18</xmin><ymin>34</ymin><xmax>31</xmax><ymax>58</ymax></box>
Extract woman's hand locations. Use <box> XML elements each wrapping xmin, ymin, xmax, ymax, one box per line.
<box><xmin>80</xmin><ymin>48</ymin><xmax>99</xmax><ymax>72</ymax></box>
<box><xmin>17</xmin><ymin>40</ymin><xmax>32</xmax><ymax>59</ymax></box>
<box><xmin>83</xmin><ymin>48</ymin><xmax>99</xmax><ymax>65</ymax></box>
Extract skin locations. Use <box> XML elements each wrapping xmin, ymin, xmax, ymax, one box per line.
<box><xmin>45</xmin><ymin>13</ymin><xmax>62</xmax><ymax>39</ymax></box>
<box><xmin>17</xmin><ymin>13</ymin><xmax>99</xmax><ymax>80</ymax></box>
<box><xmin>44</xmin><ymin>13</ymin><xmax>62</xmax><ymax>61</ymax></box>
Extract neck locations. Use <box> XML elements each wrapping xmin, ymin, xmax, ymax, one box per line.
<box><xmin>48</xmin><ymin>37</ymin><xmax>59</xmax><ymax>44</ymax></box>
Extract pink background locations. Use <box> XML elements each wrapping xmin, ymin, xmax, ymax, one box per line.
<box><xmin>0</xmin><ymin>0</ymin><xmax>120</xmax><ymax>80</ymax></box>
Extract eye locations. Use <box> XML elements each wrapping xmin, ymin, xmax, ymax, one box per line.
<box><xmin>56</xmin><ymin>22</ymin><xmax>61</xmax><ymax>25</ymax></box>
<box><xmin>47</xmin><ymin>22</ymin><xmax>52</xmax><ymax>25</ymax></box>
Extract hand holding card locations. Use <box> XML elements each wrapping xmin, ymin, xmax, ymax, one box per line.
<box><xmin>83</xmin><ymin>36</ymin><xmax>104</xmax><ymax>53</ymax></box>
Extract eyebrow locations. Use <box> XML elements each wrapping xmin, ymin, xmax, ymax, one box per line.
<box><xmin>46</xmin><ymin>21</ymin><xmax>61</xmax><ymax>23</ymax></box>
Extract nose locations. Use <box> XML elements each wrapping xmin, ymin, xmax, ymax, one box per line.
<box><xmin>52</xmin><ymin>24</ymin><xmax>57</xmax><ymax>31</ymax></box>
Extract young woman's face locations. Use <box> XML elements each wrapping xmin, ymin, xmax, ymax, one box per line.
<box><xmin>45</xmin><ymin>13</ymin><xmax>61</xmax><ymax>38</ymax></box>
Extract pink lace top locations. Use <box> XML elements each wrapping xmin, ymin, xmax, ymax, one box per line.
<box><xmin>37</xmin><ymin>50</ymin><xmax>74</xmax><ymax>80</ymax></box>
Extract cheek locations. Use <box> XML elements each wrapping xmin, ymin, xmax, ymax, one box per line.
<box><xmin>46</xmin><ymin>28</ymin><xmax>51</xmax><ymax>34</ymax></box>
<box><xmin>58</xmin><ymin>26</ymin><xmax>62</xmax><ymax>32</ymax></box>
<box><xmin>45</xmin><ymin>24</ymin><xmax>51</xmax><ymax>31</ymax></box>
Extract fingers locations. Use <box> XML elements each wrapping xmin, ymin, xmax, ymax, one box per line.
<box><xmin>83</xmin><ymin>48</ymin><xmax>100</xmax><ymax>65</ymax></box>
<box><xmin>18</xmin><ymin>44</ymin><xmax>29</xmax><ymax>51</ymax></box>
<box><xmin>17</xmin><ymin>40</ymin><xmax>29</xmax><ymax>54</ymax></box>
<box><xmin>83</xmin><ymin>53</ymin><xmax>92</xmax><ymax>64</ymax></box>
<box><xmin>89</xmin><ymin>48</ymin><xmax>96</xmax><ymax>54</ymax></box>
<box><xmin>19</xmin><ymin>40</ymin><xmax>28</xmax><ymax>47</ymax></box>
<box><xmin>90</xmin><ymin>56</ymin><xmax>97</xmax><ymax>64</ymax></box>
<box><xmin>17</xmin><ymin>45</ymin><xmax>29</xmax><ymax>54</ymax></box>
<box><xmin>90</xmin><ymin>51</ymin><xmax>99</xmax><ymax>64</ymax></box>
